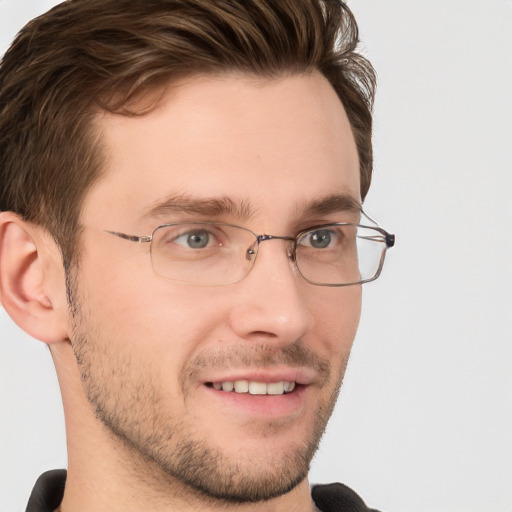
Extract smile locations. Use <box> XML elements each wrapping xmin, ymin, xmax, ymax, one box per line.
<box><xmin>208</xmin><ymin>380</ymin><xmax>297</xmax><ymax>395</ymax></box>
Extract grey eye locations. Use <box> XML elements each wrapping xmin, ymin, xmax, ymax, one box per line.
<box><xmin>308</xmin><ymin>230</ymin><xmax>332</xmax><ymax>249</ymax></box>
<box><xmin>177</xmin><ymin>229</ymin><xmax>210</xmax><ymax>249</ymax></box>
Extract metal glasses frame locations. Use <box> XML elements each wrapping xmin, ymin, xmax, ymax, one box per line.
<box><xmin>104</xmin><ymin>218</ymin><xmax>395</xmax><ymax>287</ymax></box>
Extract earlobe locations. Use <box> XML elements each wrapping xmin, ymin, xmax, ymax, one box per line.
<box><xmin>0</xmin><ymin>212</ymin><xmax>69</xmax><ymax>344</ymax></box>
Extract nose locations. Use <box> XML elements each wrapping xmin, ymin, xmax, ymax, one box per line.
<box><xmin>229</xmin><ymin>237</ymin><xmax>314</xmax><ymax>345</ymax></box>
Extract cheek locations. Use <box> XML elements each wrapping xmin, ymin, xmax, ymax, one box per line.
<box><xmin>307</xmin><ymin>286</ymin><xmax>362</xmax><ymax>356</ymax></box>
<box><xmin>79</xmin><ymin>259</ymin><xmax>229</xmax><ymax>367</ymax></box>
<box><xmin>74</xmin><ymin>280</ymin><xmax>213</xmax><ymax>407</ymax></box>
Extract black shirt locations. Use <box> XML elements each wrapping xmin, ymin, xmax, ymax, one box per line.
<box><xmin>26</xmin><ymin>470</ymin><xmax>381</xmax><ymax>512</ymax></box>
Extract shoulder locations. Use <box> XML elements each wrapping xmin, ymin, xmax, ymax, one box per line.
<box><xmin>312</xmin><ymin>482</ymin><xmax>382</xmax><ymax>512</ymax></box>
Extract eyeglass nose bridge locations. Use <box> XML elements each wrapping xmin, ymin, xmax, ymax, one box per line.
<box><xmin>246</xmin><ymin>233</ymin><xmax>297</xmax><ymax>262</ymax></box>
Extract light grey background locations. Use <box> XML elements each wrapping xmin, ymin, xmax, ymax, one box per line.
<box><xmin>1</xmin><ymin>1</ymin><xmax>511</xmax><ymax>511</ymax></box>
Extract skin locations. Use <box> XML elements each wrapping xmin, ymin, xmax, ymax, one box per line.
<box><xmin>0</xmin><ymin>71</ymin><xmax>361</xmax><ymax>512</ymax></box>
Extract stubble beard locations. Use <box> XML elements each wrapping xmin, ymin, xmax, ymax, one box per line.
<box><xmin>67</xmin><ymin>279</ymin><xmax>348</xmax><ymax>505</ymax></box>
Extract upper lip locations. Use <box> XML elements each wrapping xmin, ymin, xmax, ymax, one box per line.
<box><xmin>203</xmin><ymin>367</ymin><xmax>316</xmax><ymax>386</ymax></box>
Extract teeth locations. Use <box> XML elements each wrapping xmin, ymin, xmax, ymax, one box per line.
<box><xmin>234</xmin><ymin>380</ymin><xmax>249</xmax><ymax>393</ymax></box>
<box><xmin>221</xmin><ymin>381</ymin><xmax>234</xmax><ymax>392</ymax></box>
<box><xmin>213</xmin><ymin>380</ymin><xmax>296</xmax><ymax>395</ymax></box>
<box><xmin>267</xmin><ymin>382</ymin><xmax>285</xmax><ymax>395</ymax></box>
<box><xmin>249</xmin><ymin>381</ymin><xmax>267</xmax><ymax>395</ymax></box>
<box><xmin>284</xmin><ymin>381</ymin><xmax>296</xmax><ymax>393</ymax></box>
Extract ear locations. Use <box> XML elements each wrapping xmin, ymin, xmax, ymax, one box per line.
<box><xmin>0</xmin><ymin>212</ymin><xmax>69</xmax><ymax>344</ymax></box>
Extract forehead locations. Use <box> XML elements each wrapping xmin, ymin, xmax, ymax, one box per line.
<box><xmin>84</xmin><ymin>72</ymin><xmax>360</xmax><ymax>228</ymax></box>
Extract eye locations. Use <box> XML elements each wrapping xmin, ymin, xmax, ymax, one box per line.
<box><xmin>173</xmin><ymin>229</ymin><xmax>216</xmax><ymax>249</ymax></box>
<box><xmin>299</xmin><ymin>228</ymin><xmax>339</xmax><ymax>249</ymax></box>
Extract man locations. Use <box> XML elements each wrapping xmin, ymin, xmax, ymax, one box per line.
<box><xmin>0</xmin><ymin>1</ymin><xmax>394</xmax><ymax>511</ymax></box>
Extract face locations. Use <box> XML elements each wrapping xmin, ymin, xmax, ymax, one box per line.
<box><xmin>70</xmin><ymin>72</ymin><xmax>362</xmax><ymax>503</ymax></box>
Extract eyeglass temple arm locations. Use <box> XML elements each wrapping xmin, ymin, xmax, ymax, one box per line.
<box><xmin>104</xmin><ymin>230</ymin><xmax>152</xmax><ymax>243</ymax></box>
<box><xmin>358</xmin><ymin>227</ymin><xmax>395</xmax><ymax>249</ymax></box>
<box><xmin>360</xmin><ymin>211</ymin><xmax>395</xmax><ymax>248</ymax></box>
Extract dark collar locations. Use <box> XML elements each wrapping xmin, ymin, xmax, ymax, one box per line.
<box><xmin>26</xmin><ymin>470</ymin><xmax>66</xmax><ymax>512</ymax></box>
<box><xmin>312</xmin><ymin>482</ymin><xmax>381</xmax><ymax>512</ymax></box>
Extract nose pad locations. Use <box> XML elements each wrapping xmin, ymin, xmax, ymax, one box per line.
<box><xmin>246</xmin><ymin>244</ymin><xmax>257</xmax><ymax>262</ymax></box>
<box><xmin>255</xmin><ymin>236</ymin><xmax>298</xmax><ymax>273</ymax></box>
<box><xmin>287</xmin><ymin>242</ymin><xmax>297</xmax><ymax>264</ymax></box>
<box><xmin>243</xmin><ymin>235</ymin><xmax>298</xmax><ymax>282</ymax></box>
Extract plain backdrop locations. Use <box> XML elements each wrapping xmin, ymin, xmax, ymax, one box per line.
<box><xmin>1</xmin><ymin>1</ymin><xmax>511</xmax><ymax>511</ymax></box>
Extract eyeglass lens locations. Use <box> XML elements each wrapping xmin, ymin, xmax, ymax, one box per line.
<box><xmin>149</xmin><ymin>223</ymin><xmax>389</xmax><ymax>286</ymax></box>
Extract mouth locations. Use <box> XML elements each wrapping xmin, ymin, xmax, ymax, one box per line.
<box><xmin>206</xmin><ymin>380</ymin><xmax>297</xmax><ymax>396</ymax></box>
<box><xmin>202</xmin><ymin>373</ymin><xmax>310</xmax><ymax>418</ymax></box>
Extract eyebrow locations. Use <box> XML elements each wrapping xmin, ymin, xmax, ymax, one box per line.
<box><xmin>142</xmin><ymin>194</ymin><xmax>254</xmax><ymax>221</ymax></box>
<box><xmin>299</xmin><ymin>193</ymin><xmax>362</xmax><ymax>218</ymax></box>
<box><xmin>141</xmin><ymin>192</ymin><xmax>361</xmax><ymax>224</ymax></box>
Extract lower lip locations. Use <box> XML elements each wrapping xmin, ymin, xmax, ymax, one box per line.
<box><xmin>203</xmin><ymin>384</ymin><xmax>307</xmax><ymax>418</ymax></box>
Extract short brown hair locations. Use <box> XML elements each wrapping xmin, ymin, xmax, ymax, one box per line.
<box><xmin>0</xmin><ymin>0</ymin><xmax>376</xmax><ymax>265</ymax></box>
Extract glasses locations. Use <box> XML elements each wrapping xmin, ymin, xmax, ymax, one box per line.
<box><xmin>105</xmin><ymin>213</ymin><xmax>395</xmax><ymax>287</ymax></box>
